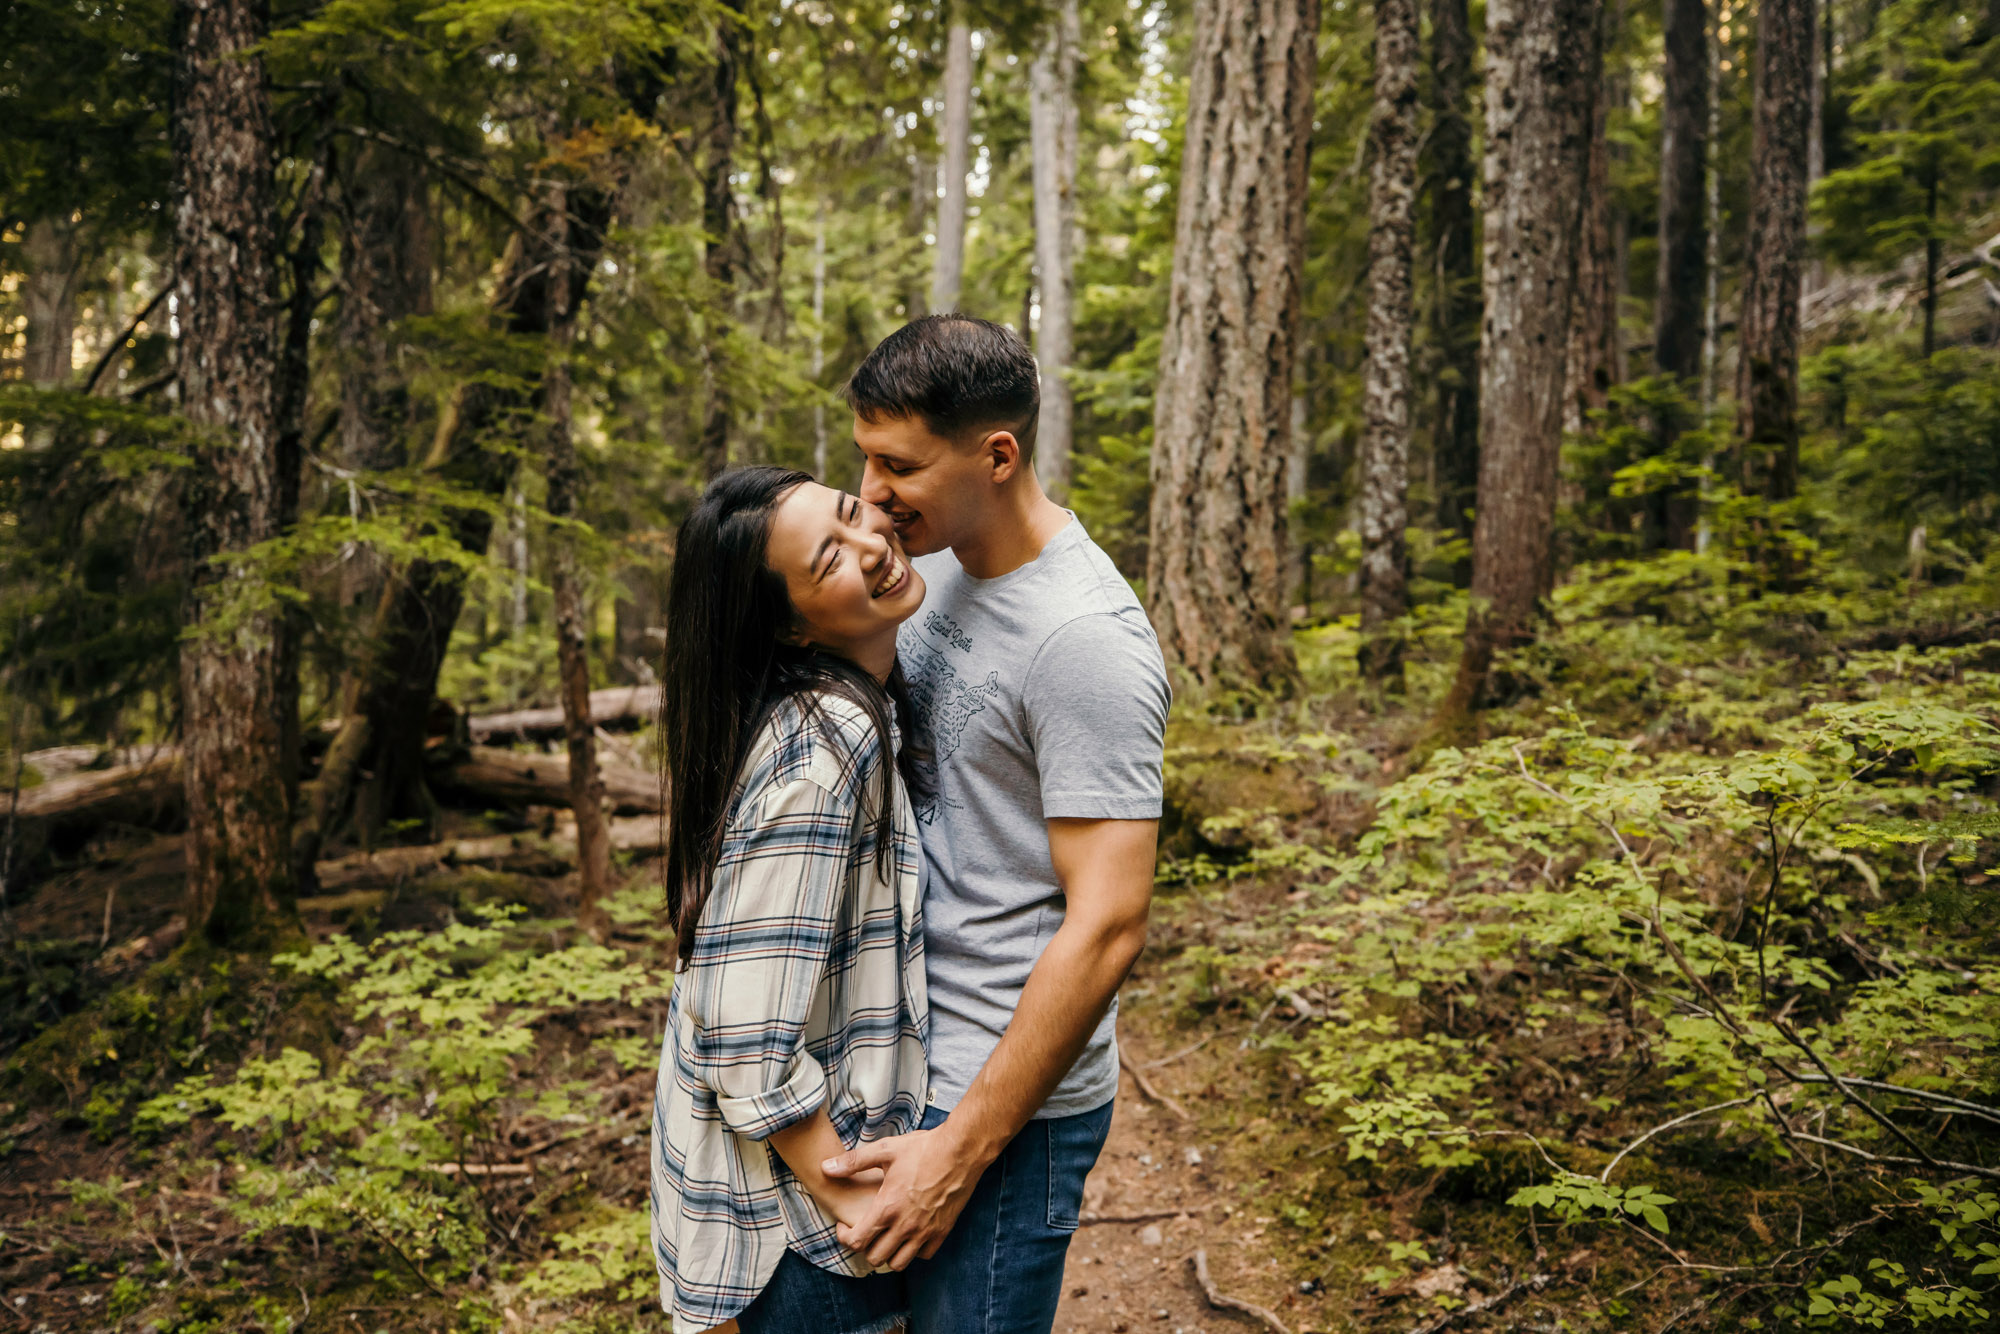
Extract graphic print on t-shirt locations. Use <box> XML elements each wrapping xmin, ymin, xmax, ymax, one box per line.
<box><xmin>902</xmin><ymin>637</ymin><xmax>1001</xmax><ymax>826</ymax></box>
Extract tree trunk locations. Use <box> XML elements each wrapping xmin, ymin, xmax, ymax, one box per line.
<box><xmin>1357</xmin><ymin>0</ymin><xmax>1421</xmax><ymax>685</ymax></box>
<box><xmin>1566</xmin><ymin>7</ymin><xmax>1622</xmax><ymax>439</ymax></box>
<box><xmin>931</xmin><ymin>18</ymin><xmax>974</xmax><ymax>313</ymax></box>
<box><xmin>1428</xmin><ymin>0</ymin><xmax>1480</xmax><ymax>582</ymax></box>
<box><xmin>1736</xmin><ymin>0</ymin><xmax>1815</xmax><ymax>503</ymax></box>
<box><xmin>273</xmin><ymin>146</ymin><xmax>329</xmax><ymax>883</ymax></box>
<box><xmin>293</xmin><ymin>195</ymin><xmax>609</xmax><ymax>880</ymax></box>
<box><xmin>336</xmin><ymin>139</ymin><xmax>433</xmax><ymax>609</ymax></box>
<box><xmin>20</xmin><ymin>217</ymin><xmax>79</xmax><ymax>390</ymax></box>
<box><xmin>541</xmin><ymin>184</ymin><xmax>615</xmax><ymax>941</ymax></box>
<box><xmin>1030</xmin><ymin>0</ymin><xmax>1080</xmax><ymax>501</ymax></box>
<box><xmin>18</xmin><ymin>216</ymin><xmax>80</xmax><ymax>450</ymax></box>
<box><xmin>1654</xmin><ymin>0</ymin><xmax>1708</xmax><ymax>551</ymax></box>
<box><xmin>1922</xmin><ymin>163</ymin><xmax>1939</xmax><ymax>359</ymax></box>
<box><xmin>906</xmin><ymin>150</ymin><xmax>931</xmax><ymax>320</ymax></box>
<box><xmin>700</xmin><ymin>1</ymin><xmax>744</xmax><ymax>479</ymax></box>
<box><xmin>1699</xmin><ymin>3</ymin><xmax>1723</xmax><ymax>424</ymax></box>
<box><xmin>1657</xmin><ymin>0</ymin><xmax>1709</xmax><ymax>388</ymax></box>
<box><xmin>171</xmin><ymin>0</ymin><xmax>293</xmax><ymax>943</ymax></box>
<box><xmin>812</xmin><ymin>198</ymin><xmax>829</xmax><ymax>480</ymax></box>
<box><xmin>1146</xmin><ymin>0</ymin><xmax>1319</xmax><ymax>693</ymax></box>
<box><xmin>1436</xmin><ymin>0</ymin><xmax>1600</xmax><ymax>727</ymax></box>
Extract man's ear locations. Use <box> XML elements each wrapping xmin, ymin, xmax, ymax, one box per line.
<box><xmin>983</xmin><ymin>430</ymin><xmax>1023</xmax><ymax>484</ymax></box>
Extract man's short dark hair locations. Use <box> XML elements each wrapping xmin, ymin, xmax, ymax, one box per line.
<box><xmin>842</xmin><ymin>315</ymin><xmax>1041</xmax><ymax>454</ymax></box>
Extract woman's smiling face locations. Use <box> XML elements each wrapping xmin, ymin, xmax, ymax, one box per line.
<box><xmin>764</xmin><ymin>481</ymin><xmax>925</xmax><ymax>674</ymax></box>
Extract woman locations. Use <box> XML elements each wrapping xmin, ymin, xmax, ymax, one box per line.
<box><xmin>651</xmin><ymin>466</ymin><xmax>931</xmax><ymax>1334</ymax></box>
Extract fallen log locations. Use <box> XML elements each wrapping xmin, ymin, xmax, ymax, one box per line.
<box><xmin>313</xmin><ymin>814</ymin><xmax>663</xmax><ymax>891</ymax></box>
<box><xmin>435</xmin><ymin>746</ymin><xmax>661</xmax><ymax>815</ymax></box>
<box><xmin>468</xmin><ymin>685</ymin><xmax>660</xmax><ymax>745</ymax></box>
<box><xmin>9</xmin><ymin>749</ymin><xmax>183</xmax><ymax>837</ymax></box>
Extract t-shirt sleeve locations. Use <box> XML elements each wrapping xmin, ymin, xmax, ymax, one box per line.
<box><xmin>1023</xmin><ymin>611</ymin><xmax>1171</xmax><ymax>821</ymax></box>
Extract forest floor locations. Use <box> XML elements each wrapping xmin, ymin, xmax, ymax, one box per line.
<box><xmin>0</xmin><ymin>799</ymin><xmax>1610</xmax><ymax>1334</ymax></box>
<box><xmin>1</xmin><ymin>845</ymin><xmax>1596</xmax><ymax>1334</ymax></box>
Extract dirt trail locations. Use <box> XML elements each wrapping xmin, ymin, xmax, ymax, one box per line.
<box><xmin>1058</xmin><ymin>1053</ymin><xmax>1328</xmax><ymax>1334</ymax></box>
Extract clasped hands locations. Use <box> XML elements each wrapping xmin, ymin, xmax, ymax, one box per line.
<box><xmin>816</xmin><ymin>1123</ymin><xmax>985</xmax><ymax>1272</ymax></box>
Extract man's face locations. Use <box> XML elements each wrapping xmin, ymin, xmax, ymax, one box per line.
<box><xmin>853</xmin><ymin>413</ymin><xmax>999</xmax><ymax>557</ymax></box>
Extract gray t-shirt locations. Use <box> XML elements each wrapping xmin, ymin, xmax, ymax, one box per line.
<box><xmin>898</xmin><ymin>517</ymin><xmax>1170</xmax><ymax>1118</ymax></box>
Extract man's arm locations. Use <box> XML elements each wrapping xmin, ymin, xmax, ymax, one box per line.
<box><xmin>822</xmin><ymin>815</ymin><xmax>1157</xmax><ymax>1270</ymax></box>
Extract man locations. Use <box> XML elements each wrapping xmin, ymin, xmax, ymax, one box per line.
<box><xmin>822</xmin><ymin>315</ymin><xmax>1170</xmax><ymax>1333</ymax></box>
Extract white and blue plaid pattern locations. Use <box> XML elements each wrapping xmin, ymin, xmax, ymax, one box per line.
<box><xmin>650</xmin><ymin>691</ymin><xmax>928</xmax><ymax>1330</ymax></box>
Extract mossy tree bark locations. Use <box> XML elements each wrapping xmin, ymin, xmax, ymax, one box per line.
<box><xmin>170</xmin><ymin>0</ymin><xmax>294</xmax><ymax>942</ymax></box>
<box><xmin>1145</xmin><ymin>0</ymin><xmax>1318</xmax><ymax>694</ymax></box>
<box><xmin>1427</xmin><ymin>0</ymin><xmax>1480</xmax><ymax>583</ymax></box>
<box><xmin>1436</xmin><ymin>0</ymin><xmax>1601</xmax><ymax>728</ymax></box>
<box><xmin>1566</xmin><ymin>2</ymin><xmax>1624</xmax><ymax>441</ymax></box>
<box><xmin>335</xmin><ymin>138</ymin><xmax>433</xmax><ymax>609</ymax></box>
<box><xmin>1737</xmin><ymin>0</ymin><xmax>1816</xmax><ymax>503</ymax></box>
<box><xmin>699</xmin><ymin>0</ymin><xmax>744</xmax><ymax>479</ymax></box>
<box><xmin>1652</xmin><ymin>0</ymin><xmax>1709</xmax><ymax>550</ymax></box>
<box><xmin>1357</xmin><ymin>0</ymin><xmax>1422</xmax><ymax>686</ymax></box>
<box><xmin>542</xmin><ymin>182</ymin><xmax>615</xmax><ymax>940</ymax></box>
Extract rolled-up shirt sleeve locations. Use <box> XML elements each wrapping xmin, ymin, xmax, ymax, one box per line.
<box><xmin>683</xmin><ymin>773</ymin><xmax>855</xmax><ymax>1141</ymax></box>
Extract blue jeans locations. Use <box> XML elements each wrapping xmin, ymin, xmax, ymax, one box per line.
<box><xmin>906</xmin><ymin>1100</ymin><xmax>1116</xmax><ymax>1334</ymax></box>
<box><xmin>735</xmin><ymin>1247</ymin><xmax>909</xmax><ymax>1334</ymax></box>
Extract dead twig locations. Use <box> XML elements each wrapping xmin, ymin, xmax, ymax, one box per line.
<box><xmin>1120</xmin><ymin>1048</ymin><xmax>1191</xmax><ymax>1121</ymax></box>
<box><xmin>435</xmin><ymin>1162</ymin><xmax>532</xmax><ymax>1178</ymax></box>
<box><xmin>1188</xmin><ymin>1249</ymin><xmax>1290</xmax><ymax>1334</ymax></box>
<box><xmin>1402</xmin><ymin>1268</ymin><xmax>1553</xmax><ymax>1334</ymax></box>
<box><xmin>1788</xmin><ymin>1075</ymin><xmax>2000</xmax><ymax>1130</ymax></box>
<box><xmin>1079</xmin><ymin>1208</ymin><xmax>1189</xmax><ymax>1226</ymax></box>
<box><xmin>1143</xmin><ymin>1035</ymin><xmax>1213</xmax><ymax>1070</ymax></box>
<box><xmin>1786</xmin><ymin>1131</ymin><xmax>2000</xmax><ymax>1181</ymax></box>
<box><xmin>1600</xmin><ymin>1097</ymin><xmax>1758</xmax><ymax>1182</ymax></box>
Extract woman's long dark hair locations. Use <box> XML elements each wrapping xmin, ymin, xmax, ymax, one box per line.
<box><xmin>660</xmin><ymin>466</ymin><xmax>931</xmax><ymax>967</ymax></box>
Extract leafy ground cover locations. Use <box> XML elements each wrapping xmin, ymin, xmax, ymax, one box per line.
<box><xmin>2</xmin><ymin>549</ymin><xmax>1997</xmax><ymax>1333</ymax></box>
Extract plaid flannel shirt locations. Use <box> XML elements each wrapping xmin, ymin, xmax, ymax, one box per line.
<box><xmin>651</xmin><ymin>690</ymin><xmax>928</xmax><ymax>1331</ymax></box>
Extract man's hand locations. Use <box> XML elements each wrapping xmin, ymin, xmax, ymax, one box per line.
<box><xmin>822</xmin><ymin>1123</ymin><xmax>991</xmax><ymax>1270</ymax></box>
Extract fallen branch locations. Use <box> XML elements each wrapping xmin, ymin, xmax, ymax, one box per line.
<box><xmin>1080</xmin><ymin>1208</ymin><xmax>1189</xmax><ymax>1227</ymax></box>
<box><xmin>1600</xmin><ymin>1098</ymin><xmax>1758</xmax><ymax>1183</ymax></box>
<box><xmin>1401</xmin><ymin>1267</ymin><xmax>1552</xmax><ymax>1334</ymax></box>
<box><xmin>1789</xmin><ymin>1075</ymin><xmax>2000</xmax><ymax>1130</ymax></box>
<box><xmin>435</xmin><ymin>1162</ymin><xmax>532</xmax><ymax>1178</ymax></box>
<box><xmin>312</xmin><ymin>815</ymin><xmax>663</xmax><ymax>891</ymax></box>
<box><xmin>1143</xmin><ymin>1035</ymin><xmax>1213</xmax><ymax>1070</ymax></box>
<box><xmin>1786</xmin><ymin>1130</ymin><xmax>2000</xmax><ymax>1181</ymax></box>
<box><xmin>1188</xmin><ymin>1250</ymin><xmax>1290</xmax><ymax>1334</ymax></box>
<box><xmin>1120</xmin><ymin>1048</ymin><xmax>1192</xmax><ymax>1121</ymax></box>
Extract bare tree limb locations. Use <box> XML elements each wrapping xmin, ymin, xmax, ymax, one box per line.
<box><xmin>1120</xmin><ymin>1048</ymin><xmax>1192</xmax><ymax>1121</ymax></box>
<box><xmin>1600</xmin><ymin>1098</ymin><xmax>1759</xmax><ymax>1183</ymax></box>
<box><xmin>1188</xmin><ymin>1250</ymin><xmax>1291</xmax><ymax>1334</ymax></box>
<box><xmin>1401</xmin><ymin>1263</ymin><xmax>1553</xmax><ymax>1334</ymax></box>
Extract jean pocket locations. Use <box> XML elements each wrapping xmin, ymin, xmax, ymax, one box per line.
<box><xmin>1044</xmin><ymin>1102</ymin><xmax>1115</xmax><ymax>1232</ymax></box>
